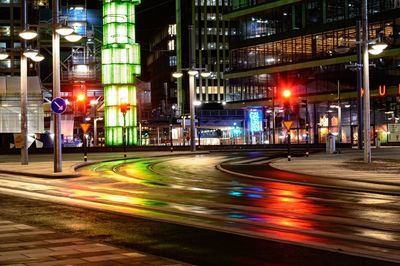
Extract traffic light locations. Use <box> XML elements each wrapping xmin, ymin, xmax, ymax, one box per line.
<box><xmin>77</xmin><ymin>93</ymin><xmax>86</xmax><ymax>102</ymax></box>
<box><xmin>282</xmin><ymin>89</ymin><xmax>292</xmax><ymax>99</ymax></box>
<box><xmin>76</xmin><ymin>93</ymin><xmax>87</xmax><ymax>114</ymax></box>
<box><xmin>282</xmin><ymin>89</ymin><xmax>292</xmax><ymax>110</ymax></box>
<box><xmin>120</xmin><ymin>102</ymin><xmax>130</xmax><ymax>114</ymax></box>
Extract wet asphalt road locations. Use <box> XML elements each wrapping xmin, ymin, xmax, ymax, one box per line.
<box><xmin>0</xmin><ymin>151</ymin><xmax>399</xmax><ymax>265</ymax></box>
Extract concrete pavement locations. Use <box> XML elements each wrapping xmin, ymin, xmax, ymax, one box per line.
<box><xmin>270</xmin><ymin>146</ymin><xmax>400</xmax><ymax>186</ymax></box>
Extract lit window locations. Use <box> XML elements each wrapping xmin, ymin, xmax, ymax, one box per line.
<box><xmin>168</xmin><ymin>24</ymin><xmax>176</xmax><ymax>36</ymax></box>
<box><xmin>169</xmin><ymin>56</ymin><xmax>176</xmax><ymax>66</ymax></box>
<box><xmin>168</xmin><ymin>39</ymin><xmax>175</xmax><ymax>51</ymax></box>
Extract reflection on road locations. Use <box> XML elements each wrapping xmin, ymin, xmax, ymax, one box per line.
<box><xmin>0</xmin><ymin>153</ymin><xmax>399</xmax><ymax>262</ymax></box>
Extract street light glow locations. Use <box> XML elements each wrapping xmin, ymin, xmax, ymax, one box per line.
<box><xmin>55</xmin><ymin>25</ymin><xmax>74</xmax><ymax>36</ymax></box>
<box><xmin>31</xmin><ymin>53</ymin><xmax>45</xmax><ymax>62</ymax></box>
<box><xmin>368</xmin><ymin>48</ymin><xmax>384</xmax><ymax>55</ymax></box>
<box><xmin>0</xmin><ymin>50</ymin><xmax>9</xmax><ymax>60</ymax></box>
<box><xmin>371</xmin><ymin>42</ymin><xmax>388</xmax><ymax>51</ymax></box>
<box><xmin>64</xmin><ymin>32</ymin><xmax>82</xmax><ymax>42</ymax></box>
<box><xmin>19</xmin><ymin>29</ymin><xmax>38</xmax><ymax>40</ymax></box>
<box><xmin>172</xmin><ymin>72</ymin><xmax>183</xmax><ymax>78</ymax></box>
<box><xmin>188</xmin><ymin>69</ymin><xmax>198</xmax><ymax>76</ymax></box>
<box><xmin>200</xmin><ymin>71</ymin><xmax>211</xmax><ymax>78</ymax></box>
<box><xmin>23</xmin><ymin>49</ymin><xmax>39</xmax><ymax>58</ymax></box>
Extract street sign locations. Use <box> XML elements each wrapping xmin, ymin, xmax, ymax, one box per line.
<box><xmin>80</xmin><ymin>123</ymin><xmax>91</xmax><ymax>134</ymax></box>
<box><xmin>283</xmin><ymin>120</ymin><xmax>294</xmax><ymax>131</ymax></box>
<box><xmin>51</xmin><ymin>97</ymin><xmax>67</xmax><ymax>114</ymax></box>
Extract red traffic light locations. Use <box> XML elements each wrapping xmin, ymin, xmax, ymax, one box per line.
<box><xmin>282</xmin><ymin>89</ymin><xmax>292</xmax><ymax>98</ymax></box>
<box><xmin>76</xmin><ymin>93</ymin><xmax>86</xmax><ymax>102</ymax></box>
<box><xmin>120</xmin><ymin>102</ymin><xmax>130</xmax><ymax>114</ymax></box>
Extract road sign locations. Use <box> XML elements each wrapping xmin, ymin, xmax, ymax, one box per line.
<box><xmin>283</xmin><ymin>120</ymin><xmax>294</xmax><ymax>131</ymax></box>
<box><xmin>80</xmin><ymin>123</ymin><xmax>91</xmax><ymax>134</ymax></box>
<box><xmin>51</xmin><ymin>97</ymin><xmax>67</xmax><ymax>114</ymax></box>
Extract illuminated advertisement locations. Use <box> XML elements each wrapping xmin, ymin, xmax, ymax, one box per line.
<box><xmin>248</xmin><ymin>109</ymin><xmax>263</xmax><ymax>132</ymax></box>
<box><xmin>102</xmin><ymin>0</ymin><xmax>141</xmax><ymax>146</ymax></box>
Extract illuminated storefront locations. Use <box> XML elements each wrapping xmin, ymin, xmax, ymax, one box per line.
<box><xmin>102</xmin><ymin>0</ymin><xmax>141</xmax><ymax>146</ymax></box>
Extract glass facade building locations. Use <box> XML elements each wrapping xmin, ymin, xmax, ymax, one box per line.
<box><xmin>224</xmin><ymin>0</ymin><xmax>400</xmax><ymax>145</ymax></box>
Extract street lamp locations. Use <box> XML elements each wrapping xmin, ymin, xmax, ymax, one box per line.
<box><xmin>335</xmin><ymin>6</ymin><xmax>387</xmax><ymax>162</ymax></box>
<box><xmin>0</xmin><ymin>49</ymin><xmax>8</xmax><ymax>60</ymax></box>
<box><xmin>172</xmin><ymin>69</ymin><xmax>210</xmax><ymax>152</ymax></box>
<box><xmin>64</xmin><ymin>32</ymin><xmax>83</xmax><ymax>42</ymax></box>
<box><xmin>194</xmin><ymin>101</ymin><xmax>202</xmax><ymax>146</ymax></box>
<box><xmin>19</xmin><ymin>28</ymin><xmax>38</xmax><ymax>40</ymax></box>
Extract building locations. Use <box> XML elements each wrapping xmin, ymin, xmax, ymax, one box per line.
<box><xmin>141</xmin><ymin>0</ymin><xmax>231</xmax><ymax>116</ymax></box>
<box><xmin>0</xmin><ymin>0</ymin><xmax>46</xmax><ymax>149</ymax></box>
<box><xmin>224</xmin><ymin>1</ymin><xmax>400</xmax><ymax>145</ymax></box>
<box><xmin>139</xmin><ymin>0</ymin><xmax>232</xmax><ymax>145</ymax></box>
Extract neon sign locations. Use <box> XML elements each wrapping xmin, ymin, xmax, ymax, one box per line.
<box><xmin>248</xmin><ymin>109</ymin><xmax>263</xmax><ymax>132</ymax></box>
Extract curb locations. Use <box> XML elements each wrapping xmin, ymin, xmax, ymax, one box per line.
<box><xmin>0</xmin><ymin>151</ymin><xmax>211</xmax><ymax>179</ymax></box>
<box><xmin>0</xmin><ymin>169</ymin><xmax>80</xmax><ymax>179</ymax></box>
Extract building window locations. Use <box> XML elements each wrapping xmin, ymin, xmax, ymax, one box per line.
<box><xmin>168</xmin><ymin>24</ymin><xmax>176</xmax><ymax>36</ymax></box>
<box><xmin>168</xmin><ymin>39</ymin><xmax>175</xmax><ymax>51</ymax></box>
<box><xmin>169</xmin><ymin>56</ymin><xmax>177</xmax><ymax>66</ymax></box>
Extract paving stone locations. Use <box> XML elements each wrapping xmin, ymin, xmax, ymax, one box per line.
<box><xmin>0</xmin><ymin>217</ymin><xmax>183</xmax><ymax>266</ymax></box>
<box><xmin>82</xmin><ymin>253</ymin><xmax>130</xmax><ymax>262</ymax></box>
<box><xmin>23</xmin><ymin>249</ymin><xmax>82</xmax><ymax>259</ymax></box>
<box><xmin>0</xmin><ymin>248</ymin><xmax>50</xmax><ymax>256</ymax></box>
<box><xmin>0</xmin><ymin>240</ymin><xmax>48</xmax><ymax>248</ymax></box>
<box><xmin>26</xmin><ymin>258</ymin><xmax>86</xmax><ymax>266</ymax></box>
<box><xmin>45</xmin><ymin>237</ymin><xmax>84</xmax><ymax>244</ymax></box>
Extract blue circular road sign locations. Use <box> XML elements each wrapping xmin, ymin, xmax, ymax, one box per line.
<box><xmin>51</xmin><ymin>97</ymin><xmax>67</xmax><ymax>114</ymax></box>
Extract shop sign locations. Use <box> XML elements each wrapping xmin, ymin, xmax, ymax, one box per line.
<box><xmin>248</xmin><ymin>109</ymin><xmax>263</xmax><ymax>132</ymax></box>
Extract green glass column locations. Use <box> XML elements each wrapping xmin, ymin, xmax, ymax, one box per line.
<box><xmin>102</xmin><ymin>0</ymin><xmax>141</xmax><ymax>146</ymax></box>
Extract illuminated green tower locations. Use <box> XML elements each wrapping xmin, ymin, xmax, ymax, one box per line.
<box><xmin>102</xmin><ymin>0</ymin><xmax>141</xmax><ymax>146</ymax></box>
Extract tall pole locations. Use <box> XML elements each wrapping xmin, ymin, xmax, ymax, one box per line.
<box><xmin>189</xmin><ymin>25</ymin><xmax>196</xmax><ymax>152</ymax></box>
<box><xmin>53</xmin><ymin>0</ymin><xmax>62</xmax><ymax>172</ymax></box>
<box><xmin>356</xmin><ymin>20</ymin><xmax>363</xmax><ymax>150</ymax></box>
<box><xmin>20</xmin><ymin>0</ymin><xmax>28</xmax><ymax>165</ymax></box>
<box><xmin>337</xmin><ymin>80</ymin><xmax>342</xmax><ymax>144</ymax></box>
<box><xmin>176</xmin><ymin>0</ymin><xmax>183</xmax><ymax>115</ymax></box>
<box><xmin>361</xmin><ymin>0</ymin><xmax>371</xmax><ymax>163</ymax></box>
<box><xmin>189</xmin><ymin>74</ymin><xmax>196</xmax><ymax>152</ymax></box>
<box><xmin>337</xmin><ymin>80</ymin><xmax>342</xmax><ymax>153</ymax></box>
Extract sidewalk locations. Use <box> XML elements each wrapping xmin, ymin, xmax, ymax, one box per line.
<box><xmin>0</xmin><ymin>219</ymin><xmax>185</xmax><ymax>266</ymax></box>
<box><xmin>270</xmin><ymin>146</ymin><xmax>400</xmax><ymax>186</ymax></box>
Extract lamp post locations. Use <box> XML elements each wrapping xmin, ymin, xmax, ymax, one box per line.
<box><xmin>335</xmin><ymin>4</ymin><xmax>387</xmax><ymax>162</ymax></box>
<box><xmin>194</xmin><ymin>101</ymin><xmax>202</xmax><ymax>146</ymax></box>
<box><xmin>172</xmin><ymin>70</ymin><xmax>210</xmax><ymax>152</ymax></box>
<box><xmin>20</xmin><ymin>0</ymin><xmax>29</xmax><ymax>165</ymax></box>
<box><xmin>15</xmin><ymin>0</ymin><xmax>80</xmax><ymax>170</ymax></box>
<box><xmin>170</xmin><ymin>104</ymin><xmax>176</xmax><ymax>152</ymax></box>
